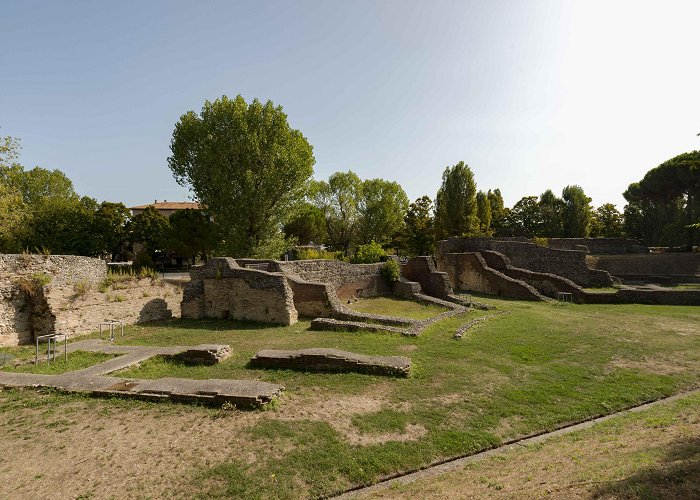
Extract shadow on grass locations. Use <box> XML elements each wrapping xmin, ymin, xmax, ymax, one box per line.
<box><xmin>136</xmin><ymin>317</ymin><xmax>302</xmax><ymax>332</ymax></box>
<box><xmin>593</xmin><ymin>437</ymin><xmax>700</xmax><ymax>499</ymax></box>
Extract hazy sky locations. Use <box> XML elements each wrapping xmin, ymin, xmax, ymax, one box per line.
<box><xmin>2</xmin><ymin>0</ymin><xmax>699</xmax><ymax>209</ymax></box>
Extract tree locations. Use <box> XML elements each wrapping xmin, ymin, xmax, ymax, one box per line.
<box><xmin>128</xmin><ymin>206</ymin><xmax>170</xmax><ymax>256</ymax></box>
<box><xmin>404</xmin><ymin>196</ymin><xmax>435</xmax><ymax>256</ymax></box>
<box><xmin>508</xmin><ymin>196</ymin><xmax>542</xmax><ymax>237</ymax></box>
<box><xmin>0</xmin><ymin>136</ymin><xmax>25</xmax><ymax>252</ymax></box>
<box><xmin>168</xmin><ymin>95</ymin><xmax>315</xmax><ymax>258</ymax></box>
<box><xmin>626</xmin><ymin>151</ymin><xmax>700</xmax><ymax>247</ymax></box>
<box><xmin>92</xmin><ymin>202</ymin><xmax>131</xmax><ymax>259</ymax></box>
<box><xmin>561</xmin><ymin>185</ymin><xmax>592</xmax><ymax>237</ymax></box>
<box><xmin>475</xmin><ymin>191</ymin><xmax>492</xmax><ymax>234</ymax></box>
<box><xmin>283</xmin><ymin>203</ymin><xmax>327</xmax><ymax>245</ymax></box>
<box><xmin>357</xmin><ymin>179</ymin><xmax>409</xmax><ymax>246</ymax></box>
<box><xmin>312</xmin><ymin>171</ymin><xmax>363</xmax><ymax>254</ymax></box>
<box><xmin>538</xmin><ymin>189</ymin><xmax>563</xmax><ymax>237</ymax></box>
<box><xmin>487</xmin><ymin>189</ymin><xmax>506</xmax><ymax>236</ymax></box>
<box><xmin>164</xmin><ymin>209</ymin><xmax>217</xmax><ymax>264</ymax></box>
<box><xmin>24</xmin><ymin>196</ymin><xmax>98</xmax><ymax>255</ymax></box>
<box><xmin>434</xmin><ymin>161</ymin><xmax>478</xmax><ymax>240</ymax></box>
<box><xmin>589</xmin><ymin>203</ymin><xmax>624</xmax><ymax>238</ymax></box>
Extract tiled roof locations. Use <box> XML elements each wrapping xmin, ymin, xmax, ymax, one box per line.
<box><xmin>130</xmin><ymin>201</ymin><xmax>201</xmax><ymax>210</ymax></box>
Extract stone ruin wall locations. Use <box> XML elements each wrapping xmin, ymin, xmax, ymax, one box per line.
<box><xmin>0</xmin><ymin>254</ymin><xmax>182</xmax><ymax>346</ymax></box>
<box><xmin>547</xmin><ymin>238</ymin><xmax>649</xmax><ymax>255</ymax></box>
<box><xmin>442</xmin><ymin>253</ymin><xmax>544</xmax><ymax>301</ymax></box>
<box><xmin>437</xmin><ymin>237</ymin><xmax>614</xmax><ymax>288</ymax></box>
<box><xmin>401</xmin><ymin>256</ymin><xmax>453</xmax><ymax>300</ymax></box>
<box><xmin>182</xmin><ymin>258</ymin><xmax>297</xmax><ymax>325</ymax></box>
<box><xmin>480</xmin><ymin>251</ymin><xmax>584</xmax><ymax>301</ymax></box>
<box><xmin>587</xmin><ymin>253</ymin><xmax>700</xmax><ymax>283</ymax></box>
<box><xmin>271</xmin><ymin>260</ymin><xmax>389</xmax><ymax>300</ymax></box>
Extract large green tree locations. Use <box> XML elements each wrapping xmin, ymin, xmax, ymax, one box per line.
<box><xmin>92</xmin><ymin>202</ymin><xmax>131</xmax><ymax>259</ymax></box>
<box><xmin>590</xmin><ymin>203</ymin><xmax>624</xmax><ymax>238</ymax></box>
<box><xmin>164</xmin><ymin>209</ymin><xmax>217</xmax><ymax>264</ymax></box>
<box><xmin>168</xmin><ymin>95</ymin><xmax>315</xmax><ymax>258</ymax></box>
<box><xmin>283</xmin><ymin>202</ymin><xmax>328</xmax><ymax>246</ymax></box>
<box><xmin>475</xmin><ymin>191</ymin><xmax>492</xmax><ymax>234</ymax></box>
<box><xmin>311</xmin><ymin>171</ymin><xmax>363</xmax><ymax>254</ymax></box>
<box><xmin>625</xmin><ymin>151</ymin><xmax>700</xmax><ymax>247</ymax></box>
<box><xmin>561</xmin><ymin>185</ymin><xmax>592</xmax><ymax>237</ymax></box>
<box><xmin>357</xmin><ymin>178</ymin><xmax>409</xmax><ymax>246</ymax></box>
<box><xmin>128</xmin><ymin>206</ymin><xmax>170</xmax><ymax>256</ymax></box>
<box><xmin>404</xmin><ymin>196</ymin><xmax>435</xmax><ymax>256</ymax></box>
<box><xmin>538</xmin><ymin>189</ymin><xmax>563</xmax><ymax>237</ymax></box>
<box><xmin>507</xmin><ymin>196</ymin><xmax>542</xmax><ymax>237</ymax></box>
<box><xmin>487</xmin><ymin>188</ymin><xmax>506</xmax><ymax>236</ymax></box>
<box><xmin>434</xmin><ymin>161</ymin><xmax>478</xmax><ymax>240</ymax></box>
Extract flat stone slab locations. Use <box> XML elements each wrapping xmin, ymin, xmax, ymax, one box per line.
<box><xmin>0</xmin><ymin>371</ymin><xmax>282</xmax><ymax>408</ymax></box>
<box><xmin>250</xmin><ymin>348</ymin><xmax>411</xmax><ymax>377</ymax></box>
<box><xmin>0</xmin><ymin>339</ymin><xmax>281</xmax><ymax>408</ymax></box>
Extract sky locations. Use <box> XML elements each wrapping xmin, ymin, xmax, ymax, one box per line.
<box><xmin>1</xmin><ymin>0</ymin><xmax>699</xmax><ymax>210</ymax></box>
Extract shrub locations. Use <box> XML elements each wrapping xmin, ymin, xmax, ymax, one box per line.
<box><xmin>352</xmin><ymin>241</ymin><xmax>386</xmax><ymax>264</ymax></box>
<box><xmin>31</xmin><ymin>273</ymin><xmax>51</xmax><ymax>286</ymax></box>
<box><xmin>295</xmin><ymin>248</ymin><xmax>340</xmax><ymax>260</ymax></box>
<box><xmin>532</xmin><ymin>237</ymin><xmax>549</xmax><ymax>247</ymax></box>
<box><xmin>72</xmin><ymin>279</ymin><xmax>92</xmax><ymax>297</ymax></box>
<box><xmin>381</xmin><ymin>259</ymin><xmax>400</xmax><ymax>283</ymax></box>
<box><xmin>137</xmin><ymin>267</ymin><xmax>158</xmax><ymax>279</ymax></box>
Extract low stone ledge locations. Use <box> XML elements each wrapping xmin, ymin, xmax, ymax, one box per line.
<box><xmin>249</xmin><ymin>348</ymin><xmax>412</xmax><ymax>377</ymax></box>
<box><xmin>309</xmin><ymin>318</ymin><xmax>412</xmax><ymax>336</ymax></box>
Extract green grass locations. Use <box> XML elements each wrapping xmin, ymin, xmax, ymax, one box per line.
<box><xmin>1</xmin><ymin>297</ymin><xmax>699</xmax><ymax>498</ymax></box>
<box><xmin>347</xmin><ymin>296</ymin><xmax>449</xmax><ymax>320</ymax></box>
<box><xmin>1</xmin><ymin>351</ymin><xmax>117</xmax><ymax>375</ymax></box>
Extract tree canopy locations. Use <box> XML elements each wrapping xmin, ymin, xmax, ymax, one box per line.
<box><xmin>434</xmin><ymin>161</ymin><xmax>478</xmax><ymax>240</ymax></box>
<box><xmin>561</xmin><ymin>185</ymin><xmax>592</xmax><ymax>237</ymax></box>
<box><xmin>168</xmin><ymin>95</ymin><xmax>315</xmax><ymax>258</ymax></box>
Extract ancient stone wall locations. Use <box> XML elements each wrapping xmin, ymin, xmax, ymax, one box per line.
<box><xmin>182</xmin><ymin>258</ymin><xmax>297</xmax><ymax>325</ymax></box>
<box><xmin>587</xmin><ymin>253</ymin><xmax>700</xmax><ymax>282</ymax></box>
<box><xmin>437</xmin><ymin>237</ymin><xmax>613</xmax><ymax>287</ymax></box>
<box><xmin>547</xmin><ymin>238</ymin><xmax>648</xmax><ymax>254</ymax></box>
<box><xmin>0</xmin><ymin>251</ymin><xmax>189</xmax><ymax>346</ymax></box>
<box><xmin>480</xmin><ymin>250</ymin><xmax>584</xmax><ymax>301</ymax></box>
<box><xmin>0</xmin><ymin>254</ymin><xmax>106</xmax><ymax>286</ymax></box>
<box><xmin>272</xmin><ymin>260</ymin><xmax>389</xmax><ymax>300</ymax></box>
<box><xmin>442</xmin><ymin>252</ymin><xmax>544</xmax><ymax>301</ymax></box>
<box><xmin>401</xmin><ymin>257</ymin><xmax>453</xmax><ymax>299</ymax></box>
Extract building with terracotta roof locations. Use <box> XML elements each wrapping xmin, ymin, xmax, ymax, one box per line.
<box><xmin>129</xmin><ymin>200</ymin><xmax>202</xmax><ymax>219</ymax></box>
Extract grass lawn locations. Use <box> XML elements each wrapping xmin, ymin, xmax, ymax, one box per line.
<box><xmin>0</xmin><ymin>297</ymin><xmax>698</xmax><ymax>499</ymax></box>
<box><xmin>365</xmin><ymin>391</ymin><xmax>700</xmax><ymax>499</ymax></box>
<box><xmin>0</xmin><ymin>351</ymin><xmax>117</xmax><ymax>375</ymax></box>
<box><xmin>347</xmin><ymin>296</ymin><xmax>449</xmax><ymax>320</ymax></box>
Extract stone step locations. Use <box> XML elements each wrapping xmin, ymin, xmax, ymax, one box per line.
<box><xmin>249</xmin><ymin>348</ymin><xmax>411</xmax><ymax>377</ymax></box>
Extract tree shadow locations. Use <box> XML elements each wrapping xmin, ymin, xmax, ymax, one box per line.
<box><xmin>592</xmin><ymin>436</ymin><xmax>700</xmax><ymax>499</ymax></box>
<box><xmin>137</xmin><ymin>316</ymin><xmax>291</xmax><ymax>332</ymax></box>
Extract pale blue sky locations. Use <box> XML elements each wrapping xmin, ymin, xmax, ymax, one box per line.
<box><xmin>1</xmin><ymin>0</ymin><xmax>699</xmax><ymax>209</ymax></box>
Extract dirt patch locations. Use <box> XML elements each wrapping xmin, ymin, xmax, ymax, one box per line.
<box><xmin>609</xmin><ymin>356</ymin><xmax>690</xmax><ymax>375</ymax></box>
<box><xmin>349</xmin><ymin>423</ymin><xmax>428</xmax><ymax>446</ymax></box>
